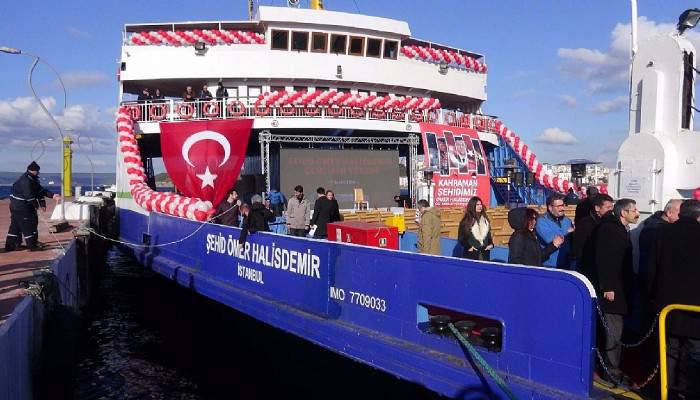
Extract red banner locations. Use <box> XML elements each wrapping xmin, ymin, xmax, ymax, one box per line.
<box><xmin>160</xmin><ymin>119</ymin><xmax>253</xmax><ymax>205</ymax></box>
<box><xmin>420</xmin><ymin>123</ymin><xmax>490</xmax><ymax>207</ymax></box>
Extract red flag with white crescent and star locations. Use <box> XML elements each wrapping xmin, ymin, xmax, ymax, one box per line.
<box><xmin>160</xmin><ymin>119</ymin><xmax>253</xmax><ymax>205</ymax></box>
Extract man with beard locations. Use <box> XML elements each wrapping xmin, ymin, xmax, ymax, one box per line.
<box><xmin>572</xmin><ymin>193</ymin><xmax>613</xmax><ymax>269</ymax></box>
<box><xmin>213</xmin><ymin>189</ymin><xmax>240</xmax><ymax>226</ymax></box>
<box><xmin>4</xmin><ymin>161</ymin><xmax>61</xmax><ymax>252</ymax></box>
<box><xmin>536</xmin><ymin>193</ymin><xmax>574</xmax><ymax>269</ymax></box>
<box><xmin>581</xmin><ymin>198</ymin><xmax>639</xmax><ymax>383</ymax></box>
<box><xmin>286</xmin><ymin>185</ymin><xmax>311</xmax><ymax>237</ymax></box>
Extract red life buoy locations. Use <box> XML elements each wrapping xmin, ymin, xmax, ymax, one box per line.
<box><xmin>392</xmin><ymin>109</ymin><xmax>405</xmax><ymax>121</ymax></box>
<box><xmin>177</xmin><ymin>103</ymin><xmax>195</xmax><ymax>119</ymax></box>
<box><xmin>202</xmin><ymin>101</ymin><xmax>220</xmax><ymax>117</ymax></box>
<box><xmin>227</xmin><ymin>100</ymin><xmax>246</xmax><ymax>117</ymax></box>
<box><xmin>254</xmin><ymin>105</ymin><xmax>270</xmax><ymax>117</ymax></box>
<box><xmin>304</xmin><ymin>106</ymin><xmax>320</xmax><ymax>116</ymax></box>
<box><xmin>279</xmin><ymin>105</ymin><xmax>296</xmax><ymax>116</ymax></box>
<box><xmin>411</xmin><ymin>110</ymin><xmax>423</xmax><ymax>122</ymax></box>
<box><xmin>371</xmin><ymin>109</ymin><xmax>385</xmax><ymax>119</ymax></box>
<box><xmin>127</xmin><ymin>105</ymin><xmax>142</xmax><ymax>121</ymax></box>
<box><xmin>350</xmin><ymin>108</ymin><xmax>365</xmax><ymax>119</ymax></box>
<box><xmin>149</xmin><ymin>103</ymin><xmax>168</xmax><ymax>121</ymax></box>
<box><xmin>474</xmin><ymin>116</ymin><xmax>485</xmax><ymax>130</ymax></box>
<box><xmin>326</xmin><ymin>106</ymin><xmax>343</xmax><ymax>117</ymax></box>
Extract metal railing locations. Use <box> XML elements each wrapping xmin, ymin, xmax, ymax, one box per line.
<box><xmin>659</xmin><ymin>303</ymin><xmax>700</xmax><ymax>400</ymax></box>
<box><xmin>119</xmin><ymin>99</ymin><xmax>501</xmax><ymax>132</ymax></box>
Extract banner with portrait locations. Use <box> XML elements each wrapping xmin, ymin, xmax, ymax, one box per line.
<box><xmin>420</xmin><ymin>123</ymin><xmax>490</xmax><ymax>207</ymax></box>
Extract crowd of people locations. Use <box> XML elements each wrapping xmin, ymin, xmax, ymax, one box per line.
<box><xmin>412</xmin><ymin>190</ymin><xmax>700</xmax><ymax>392</ymax></box>
<box><xmin>211</xmin><ymin>185</ymin><xmax>341</xmax><ymax>244</ymax></box>
<box><xmin>135</xmin><ymin>81</ymin><xmax>230</xmax><ymax>103</ymax></box>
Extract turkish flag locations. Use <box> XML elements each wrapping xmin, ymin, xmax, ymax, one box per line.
<box><xmin>160</xmin><ymin>119</ymin><xmax>253</xmax><ymax>205</ymax></box>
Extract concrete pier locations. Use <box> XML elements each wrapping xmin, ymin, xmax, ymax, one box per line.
<box><xmin>0</xmin><ymin>199</ymin><xmax>78</xmax><ymax>400</ymax></box>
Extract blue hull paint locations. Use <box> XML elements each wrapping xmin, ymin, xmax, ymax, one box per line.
<box><xmin>118</xmin><ymin>209</ymin><xmax>596</xmax><ymax>399</ymax></box>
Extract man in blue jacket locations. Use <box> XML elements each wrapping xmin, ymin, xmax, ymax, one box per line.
<box><xmin>536</xmin><ymin>193</ymin><xmax>574</xmax><ymax>269</ymax></box>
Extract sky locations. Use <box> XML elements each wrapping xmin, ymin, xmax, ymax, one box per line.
<box><xmin>1</xmin><ymin>0</ymin><xmax>699</xmax><ymax>173</ymax></box>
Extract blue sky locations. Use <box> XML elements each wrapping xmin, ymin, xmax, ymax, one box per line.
<box><xmin>1</xmin><ymin>0</ymin><xmax>699</xmax><ymax>173</ymax></box>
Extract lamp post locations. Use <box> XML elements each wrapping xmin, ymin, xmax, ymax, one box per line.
<box><xmin>1</xmin><ymin>46</ymin><xmax>68</xmax><ymax>222</ymax></box>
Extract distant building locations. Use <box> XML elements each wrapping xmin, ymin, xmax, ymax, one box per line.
<box><xmin>542</xmin><ymin>160</ymin><xmax>609</xmax><ymax>186</ymax></box>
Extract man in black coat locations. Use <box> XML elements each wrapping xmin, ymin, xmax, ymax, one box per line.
<box><xmin>638</xmin><ymin>199</ymin><xmax>681</xmax><ymax>294</ymax></box>
<box><xmin>572</xmin><ymin>194</ymin><xmax>613</xmax><ymax>268</ymax></box>
<box><xmin>238</xmin><ymin>195</ymin><xmax>275</xmax><ymax>244</ymax></box>
<box><xmin>4</xmin><ymin>162</ymin><xmax>61</xmax><ymax>252</ymax></box>
<box><xmin>213</xmin><ymin>189</ymin><xmax>240</xmax><ymax>227</ymax></box>
<box><xmin>575</xmin><ymin>186</ymin><xmax>599</xmax><ymax>225</ymax></box>
<box><xmin>310</xmin><ymin>187</ymin><xmax>335</xmax><ymax>239</ymax></box>
<box><xmin>651</xmin><ymin>200</ymin><xmax>700</xmax><ymax>396</ymax></box>
<box><xmin>581</xmin><ymin>198</ymin><xmax>639</xmax><ymax>380</ymax></box>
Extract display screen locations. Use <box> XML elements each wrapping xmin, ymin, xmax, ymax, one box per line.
<box><xmin>279</xmin><ymin>149</ymin><xmax>400</xmax><ymax>209</ymax></box>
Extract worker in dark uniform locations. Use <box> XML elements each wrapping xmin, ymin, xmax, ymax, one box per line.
<box><xmin>4</xmin><ymin>161</ymin><xmax>61</xmax><ymax>252</ymax></box>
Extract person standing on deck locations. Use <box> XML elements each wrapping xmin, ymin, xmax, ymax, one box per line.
<box><xmin>417</xmin><ymin>199</ymin><xmax>441</xmax><ymax>255</ymax></box>
<box><xmin>4</xmin><ymin>162</ymin><xmax>61</xmax><ymax>252</ymax></box>
<box><xmin>286</xmin><ymin>185</ymin><xmax>310</xmax><ymax>237</ymax></box>
<box><xmin>572</xmin><ymin>194</ymin><xmax>614</xmax><ymax>268</ymax></box>
<box><xmin>213</xmin><ymin>189</ymin><xmax>240</xmax><ymax>227</ymax></box>
<box><xmin>536</xmin><ymin>193</ymin><xmax>574</xmax><ymax>269</ymax></box>
<box><xmin>650</xmin><ymin>199</ymin><xmax>700</xmax><ymax>397</ymax></box>
<box><xmin>581</xmin><ymin>198</ymin><xmax>639</xmax><ymax>383</ymax></box>
<box><xmin>507</xmin><ymin>207</ymin><xmax>564</xmax><ymax>267</ymax></box>
<box><xmin>457</xmin><ymin>196</ymin><xmax>493</xmax><ymax>261</ymax></box>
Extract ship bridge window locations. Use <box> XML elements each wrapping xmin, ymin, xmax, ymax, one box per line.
<box><xmin>349</xmin><ymin>36</ymin><xmax>365</xmax><ymax>56</ymax></box>
<box><xmin>312</xmin><ymin>32</ymin><xmax>328</xmax><ymax>53</ymax></box>
<box><xmin>331</xmin><ymin>34</ymin><xmax>347</xmax><ymax>54</ymax></box>
<box><xmin>271</xmin><ymin>86</ymin><xmax>286</xmax><ymax>93</ymax></box>
<box><xmin>271</xmin><ymin>30</ymin><xmax>289</xmax><ymax>50</ymax></box>
<box><xmin>383</xmin><ymin>40</ymin><xmax>398</xmax><ymax>59</ymax></box>
<box><xmin>291</xmin><ymin>31</ymin><xmax>309</xmax><ymax>52</ymax></box>
<box><xmin>366</xmin><ymin>38</ymin><xmax>382</xmax><ymax>58</ymax></box>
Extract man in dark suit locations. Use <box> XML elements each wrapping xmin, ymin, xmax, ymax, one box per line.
<box><xmin>310</xmin><ymin>187</ymin><xmax>332</xmax><ymax>239</ymax></box>
<box><xmin>581</xmin><ymin>198</ymin><xmax>639</xmax><ymax>382</ymax></box>
<box><xmin>651</xmin><ymin>199</ymin><xmax>700</xmax><ymax>397</ymax></box>
<box><xmin>572</xmin><ymin>194</ymin><xmax>613</xmax><ymax>268</ymax></box>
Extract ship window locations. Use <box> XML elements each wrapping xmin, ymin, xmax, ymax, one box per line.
<box><xmin>311</xmin><ymin>32</ymin><xmax>328</xmax><ymax>53</ymax></box>
<box><xmin>383</xmin><ymin>40</ymin><xmax>398</xmax><ymax>59</ymax></box>
<box><xmin>682</xmin><ymin>51</ymin><xmax>694</xmax><ymax>130</ymax></box>
<box><xmin>291</xmin><ymin>31</ymin><xmax>309</xmax><ymax>52</ymax></box>
<box><xmin>271</xmin><ymin>30</ymin><xmax>289</xmax><ymax>50</ymax></box>
<box><xmin>270</xmin><ymin>86</ymin><xmax>286</xmax><ymax>93</ymax></box>
<box><xmin>247</xmin><ymin>86</ymin><xmax>261</xmax><ymax>100</ymax></box>
<box><xmin>376</xmin><ymin>91</ymin><xmax>389</xmax><ymax>98</ymax></box>
<box><xmin>349</xmin><ymin>36</ymin><xmax>364</xmax><ymax>56</ymax></box>
<box><xmin>366</xmin><ymin>38</ymin><xmax>382</xmax><ymax>58</ymax></box>
<box><xmin>331</xmin><ymin>34</ymin><xmax>347</xmax><ymax>54</ymax></box>
<box><xmin>316</xmin><ymin>86</ymin><xmax>329</xmax><ymax>92</ymax></box>
<box><xmin>293</xmin><ymin>86</ymin><xmax>307</xmax><ymax>92</ymax></box>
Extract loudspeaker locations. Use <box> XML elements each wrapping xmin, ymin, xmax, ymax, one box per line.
<box><xmin>513</xmin><ymin>172</ymin><xmax>524</xmax><ymax>186</ymax></box>
<box><xmin>526</xmin><ymin>172</ymin><xmax>535</xmax><ymax>186</ymax></box>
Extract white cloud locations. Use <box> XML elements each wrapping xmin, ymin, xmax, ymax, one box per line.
<box><xmin>66</xmin><ymin>26</ymin><xmax>91</xmax><ymax>40</ymax></box>
<box><xmin>57</xmin><ymin>71</ymin><xmax>108</xmax><ymax>89</ymax></box>
<box><xmin>559</xmin><ymin>95</ymin><xmax>578</xmax><ymax>108</ymax></box>
<box><xmin>558</xmin><ymin>16</ymin><xmax>700</xmax><ymax>93</ymax></box>
<box><xmin>535</xmin><ymin>127</ymin><xmax>579</xmax><ymax>145</ymax></box>
<box><xmin>591</xmin><ymin>96</ymin><xmax>627</xmax><ymax>113</ymax></box>
<box><xmin>0</xmin><ymin>96</ymin><xmax>114</xmax><ymax>141</ymax></box>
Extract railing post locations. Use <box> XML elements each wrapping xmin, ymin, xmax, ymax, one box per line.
<box><xmin>169</xmin><ymin>99</ymin><xmax>174</xmax><ymax>122</ymax></box>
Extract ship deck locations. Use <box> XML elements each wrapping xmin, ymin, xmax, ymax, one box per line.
<box><xmin>0</xmin><ymin>200</ymin><xmax>75</xmax><ymax>325</ymax></box>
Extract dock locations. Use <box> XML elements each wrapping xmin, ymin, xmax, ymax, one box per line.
<box><xmin>0</xmin><ymin>199</ymin><xmax>75</xmax><ymax>325</ymax></box>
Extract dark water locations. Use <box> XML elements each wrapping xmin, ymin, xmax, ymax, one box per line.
<box><xmin>40</xmin><ymin>247</ymin><xmax>441</xmax><ymax>399</ymax></box>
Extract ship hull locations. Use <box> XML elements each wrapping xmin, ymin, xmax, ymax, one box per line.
<box><xmin>118</xmin><ymin>208</ymin><xmax>596</xmax><ymax>399</ymax></box>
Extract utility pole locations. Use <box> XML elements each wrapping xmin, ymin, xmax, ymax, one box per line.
<box><xmin>248</xmin><ymin>0</ymin><xmax>254</xmax><ymax>20</ymax></box>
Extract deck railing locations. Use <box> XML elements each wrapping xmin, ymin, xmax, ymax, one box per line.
<box><xmin>120</xmin><ymin>99</ymin><xmax>500</xmax><ymax>132</ymax></box>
